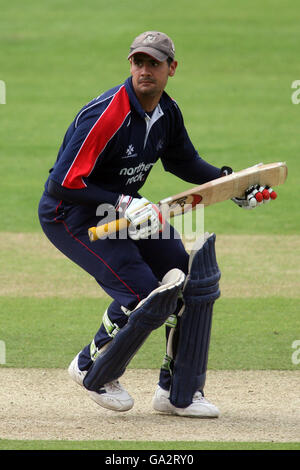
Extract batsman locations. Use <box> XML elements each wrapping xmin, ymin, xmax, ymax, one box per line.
<box><xmin>38</xmin><ymin>31</ymin><xmax>275</xmax><ymax>417</ymax></box>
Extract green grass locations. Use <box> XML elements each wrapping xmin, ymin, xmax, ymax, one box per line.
<box><xmin>0</xmin><ymin>439</ymin><xmax>299</xmax><ymax>451</ymax></box>
<box><xmin>0</xmin><ymin>296</ymin><xmax>298</xmax><ymax>369</ymax></box>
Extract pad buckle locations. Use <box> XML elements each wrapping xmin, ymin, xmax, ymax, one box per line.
<box><xmin>103</xmin><ymin>309</ymin><xmax>121</xmax><ymax>338</ymax></box>
<box><xmin>164</xmin><ymin>313</ymin><xmax>177</xmax><ymax>328</ymax></box>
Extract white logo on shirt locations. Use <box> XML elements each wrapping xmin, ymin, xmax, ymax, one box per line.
<box><xmin>126</xmin><ymin>144</ymin><xmax>135</xmax><ymax>156</ymax></box>
<box><xmin>122</xmin><ymin>144</ymin><xmax>138</xmax><ymax>159</ymax></box>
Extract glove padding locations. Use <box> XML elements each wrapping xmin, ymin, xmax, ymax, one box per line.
<box><xmin>116</xmin><ymin>195</ymin><xmax>164</xmax><ymax>240</ymax></box>
<box><xmin>232</xmin><ymin>185</ymin><xmax>277</xmax><ymax>210</ymax></box>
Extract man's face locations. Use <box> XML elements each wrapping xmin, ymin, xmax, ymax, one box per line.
<box><xmin>130</xmin><ymin>53</ymin><xmax>177</xmax><ymax>100</ymax></box>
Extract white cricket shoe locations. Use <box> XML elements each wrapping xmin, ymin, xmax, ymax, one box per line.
<box><xmin>68</xmin><ymin>353</ymin><xmax>134</xmax><ymax>412</ymax></box>
<box><xmin>87</xmin><ymin>381</ymin><xmax>134</xmax><ymax>412</ymax></box>
<box><xmin>152</xmin><ymin>385</ymin><xmax>220</xmax><ymax>418</ymax></box>
<box><xmin>68</xmin><ymin>353</ymin><xmax>87</xmax><ymax>386</ymax></box>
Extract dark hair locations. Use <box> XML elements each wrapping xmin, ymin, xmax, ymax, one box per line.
<box><xmin>167</xmin><ymin>57</ymin><xmax>174</xmax><ymax>66</ymax></box>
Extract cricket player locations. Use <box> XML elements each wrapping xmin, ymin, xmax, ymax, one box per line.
<box><xmin>38</xmin><ymin>31</ymin><xmax>265</xmax><ymax>417</ymax></box>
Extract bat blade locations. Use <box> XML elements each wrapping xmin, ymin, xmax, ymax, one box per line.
<box><xmin>159</xmin><ymin>161</ymin><xmax>287</xmax><ymax>216</ymax></box>
<box><xmin>88</xmin><ymin>161</ymin><xmax>287</xmax><ymax>241</ymax></box>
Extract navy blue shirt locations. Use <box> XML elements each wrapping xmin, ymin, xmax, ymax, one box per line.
<box><xmin>46</xmin><ymin>77</ymin><xmax>221</xmax><ymax>207</ymax></box>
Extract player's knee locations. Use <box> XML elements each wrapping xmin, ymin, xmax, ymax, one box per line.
<box><xmin>127</xmin><ymin>277</ymin><xmax>160</xmax><ymax>311</ymax></box>
<box><xmin>83</xmin><ymin>268</ymin><xmax>185</xmax><ymax>391</ymax></box>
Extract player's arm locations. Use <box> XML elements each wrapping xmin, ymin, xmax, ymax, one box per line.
<box><xmin>162</xmin><ymin>151</ymin><xmax>223</xmax><ymax>184</ymax></box>
<box><xmin>161</xmin><ymin>105</ymin><xmax>226</xmax><ymax>184</ymax></box>
<box><xmin>47</xmin><ymin>120</ymin><xmax>163</xmax><ymax>239</ymax></box>
<box><xmin>162</xmin><ymin>106</ymin><xmax>274</xmax><ymax>210</ymax></box>
<box><xmin>161</xmin><ymin>125</ymin><xmax>223</xmax><ymax>184</ymax></box>
<box><xmin>47</xmin><ymin>111</ymin><xmax>123</xmax><ymax>207</ymax></box>
<box><xmin>47</xmin><ymin>178</ymin><xmax>121</xmax><ymax>207</ymax></box>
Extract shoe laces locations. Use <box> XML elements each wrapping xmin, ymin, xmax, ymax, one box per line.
<box><xmin>104</xmin><ymin>380</ymin><xmax>122</xmax><ymax>393</ymax></box>
<box><xmin>193</xmin><ymin>391</ymin><xmax>206</xmax><ymax>403</ymax></box>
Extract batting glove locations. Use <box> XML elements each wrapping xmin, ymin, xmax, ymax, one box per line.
<box><xmin>116</xmin><ymin>195</ymin><xmax>164</xmax><ymax>240</ymax></box>
<box><xmin>232</xmin><ymin>184</ymin><xmax>277</xmax><ymax>209</ymax></box>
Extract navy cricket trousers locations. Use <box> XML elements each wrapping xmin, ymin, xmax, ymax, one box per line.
<box><xmin>38</xmin><ymin>192</ymin><xmax>189</xmax><ymax>371</ymax></box>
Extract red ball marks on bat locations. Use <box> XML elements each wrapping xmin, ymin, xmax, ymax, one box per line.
<box><xmin>255</xmin><ymin>192</ymin><xmax>263</xmax><ymax>202</ymax></box>
<box><xmin>262</xmin><ymin>189</ymin><xmax>270</xmax><ymax>200</ymax></box>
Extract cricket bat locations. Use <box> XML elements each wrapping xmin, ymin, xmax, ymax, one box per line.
<box><xmin>88</xmin><ymin>161</ymin><xmax>287</xmax><ymax>241</ymax></box>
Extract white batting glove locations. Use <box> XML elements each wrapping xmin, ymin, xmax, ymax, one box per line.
<box><xmin>232</xmin><ymin>185</ymin><xmax>277</xmax><ymax>209</ymax></box>
<box><xmin>116</xmin><ymin>195</ymin><xmax>164</xmax><ymax>240</ymax></box>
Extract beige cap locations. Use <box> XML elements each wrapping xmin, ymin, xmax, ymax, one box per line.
<box><xmin>128</xmin><ymin>31</ymin><xmax>175</xmax><ymax>62</ymax></box>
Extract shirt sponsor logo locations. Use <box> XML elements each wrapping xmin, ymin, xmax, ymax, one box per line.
<box><xmin>119</xmin><ymin>162</ymin><xmax>155</xmax><ymax>185</ymax></box>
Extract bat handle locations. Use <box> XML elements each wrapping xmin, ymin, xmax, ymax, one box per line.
<box><xmin>88</xmin><ymin>217</ymin><xmax>129</xmax><ymax>242</ymax></box>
